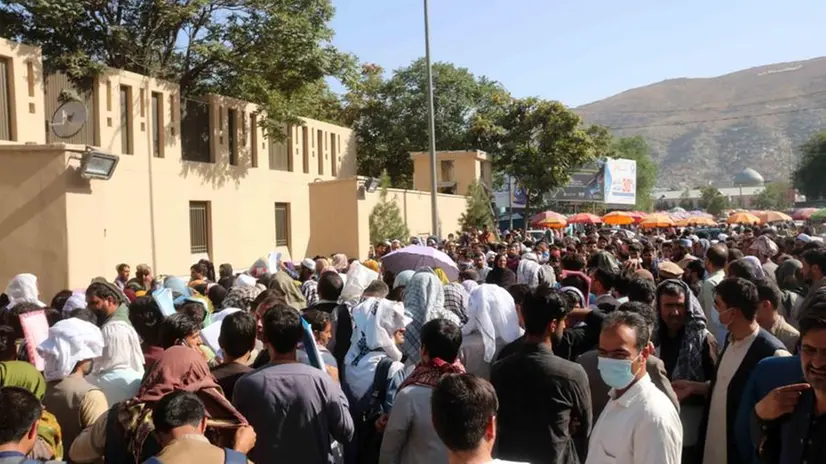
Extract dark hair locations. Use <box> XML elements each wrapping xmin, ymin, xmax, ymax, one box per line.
<box><xmin>727</xmin><ymin>248</ymin><xmax>744</xmax><ymax>263</ymax></box>
<box><xmin>755</xmin><ymin>278</ymin><xmax>782</xmax><ymax>310</ymax></box>
<box><xmin>49</xmin><ymin>290</ymin><xmax>73</xmax><ymax>312</ymax></box>
<box><xmin>0</xmin><ymin>325</ymin><xmax>16</xmax><ymax>361</ymax></box>
<box><xmin>152</xmin><ymin>390</ymin><xmax>205</xmax><ymax>434</ymax></box>
<box><xmin>799</xmin><ymin>312</ymin><xmax>826</xmax><ymax>338</ymax></box>
<box><xmin>117</xmin><ymin>263</ymin><xmax>130</xmax><ymax>272</ymax></box>
<box><xmin>431</xmin><ymin>374</ymin><xmax>498</xmax><ymax>452</ymax></box>
<box><xmin>158</xmin><ymin>313</ymin><xmax>201</xmax><ymax>349</ymax></box>
<box><xmin>177</xmin><ymin>301</ymin><xmax>207</xmax><ymax>326</ymax></box>
<box><xmin>559</xmin><ymin>274</ymin><xmax>589</xmax><ymax>300</ymax></box>
<box><xmin>603</xmin><ymin>310</ymin><xmax>651</xmax><ymax>352</ymax></box>
<box><xmin>207</xmin><ymin>285</ymin><xmax>227</xmax><ymax>309</ymax></box>
<box><xmin>707</xmin><ymin>244</ymin><xmax>728</xmax><ymax>269</ymax></box>
<box><xmin>614</xmin><ymin>270</ymin><xmax>634</xmax><ymax>296</ymax></box>
<box><xmin>715</xmin><ymin>277</ymin><xmax>759</xmax><ymax>321</ymax></box>
<box><xmin>262</xmin><ymin>304</ymin><xmax>303</xmax><ymax>354</ymax></box>
<box><xmin>69</xmin><ymin>307</ymin><xmax>99</xmax><ymax>325</ymax></box>
<box><xmin>728</xmin><ymin>258</ymin><xmax>762</xmax><ymax>282</ymax></box>
<box><xmin>521</xmin><ymin>287</ymin><xmax>569</xmax><ymax>336</ymax></box>
<box><xmin>617</xmin><ymin>301</ymin><xmax>657</xmax><ymax>331</ymax></box>
<box><xmin>301</xmin><ymin>309</ymin><xmax>331</xmax><ymax>333</ymax></box>
<box><xmin>2</xmin><ymin>302</ymin><xmax>41</xmax><ymax>339</ymax></box>
<box><xmin>628</xmin><ymin>242</ymin><xmax>642</xmax><ymax>253</ymax></box>
<box><xmin>507</xmin><ymin>284</ymin><xmax>531</xmax><ymax>307</ymax></box>
<box><xmin>363</xmin><ymin>280</ymin><xmax>389</xmax><ymax>298</ymax></box>
<box><xmin>420</xmin><ymin>319</ymin><xmax>462</xmax><ymax>363</ymax></box>
<box><xmin>251</xmin><ymin>289</ymin><xmax>279</xmax><ymax>313</ymax></box>
<box><xmin>0</xmin><ymin>387</ymin><xmax>42</xmax><ymax>445</ymax></box>
<box><xmin>191</xmin><ymin>262</ymin><xmax>208</xmax><ymax>277</ymax></box>
<box><xmin>658</xmin><ymin>281</ymin><xmax>684</xmax><ymax>298</ymax></box>
<box><xmin>561</xmin><ymin>253</ymin><xmax>586</xmax><ymax>272</ymax></box>
<box><xmin>686</xmin><ymin>260</ymin><xmax>705</xmax><ymax>278</ymax></box>
<box><xmin>802</xmin><ymin>248</ymin><xmax>826</xmax><ymax>273</ymax></box>
<box><xmin>317</xmin><ymin>272</ymin><xmax>344</xmax><ymax>301</ymax></box>
<box><xmin>218</xmin><ymin>263</ymin><xmax>234</xmax><ymax>279</ymax></box>
<box><xmin>387</xmin><ymin>286</ymin><xmax>406</xmax><ymax>302</ymax></box>
<box><xmin>128</xmin><ymin>296</ymin><xmax>166</xmax><ymax>345</ymax></box>
<box><xmin>86</xmin><ymin>282</ymin><xmax>121</xmax><ymax>303</ymax></box>
<box><xmin>44</xmin><ymin>308</ymin><xmax>62</xmax><ymax>327</ymax></box>
<box><xmin>459</xmin><ymin>270</ymin><xmax>479</xmax><ymax>283</ymax></box>
<box><xmin>219</xmin><ymin>312</ymin><xmax>256</xmax><ymax>359</ymax></box>
<box><xmin>627</xmin><ymin>277</ymin><xmax>657</xmax><ymax>305</ymax></box>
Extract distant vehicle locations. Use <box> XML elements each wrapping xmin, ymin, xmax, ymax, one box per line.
<box><xmin>526</xmin><ymin>229</ymin><xmax>555</xmax><ymax>244</ymax></box>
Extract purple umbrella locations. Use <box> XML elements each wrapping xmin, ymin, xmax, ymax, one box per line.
<box><xmin>380</xmin><ymin>245</ymin><xmax>459</xmax><ymax>281</ymax></box>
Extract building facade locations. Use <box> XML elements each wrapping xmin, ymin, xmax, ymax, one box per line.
<box><xmin>0</xmin><ymin>38</ymin><xmax>467</xmax><ymax>298</ymax></box>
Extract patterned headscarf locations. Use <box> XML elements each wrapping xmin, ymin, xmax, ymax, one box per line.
<box><xmin>402</xmin><ymin>269</ymin><xmax>460</xmax><ymax>364</ymax></box>
<box><xmin>221</xmin><ymin>285</ymin><xmax>263</xmax><ymax>311</ymax></box>
<box><xmin>393</xmin><ymin>270</ymin><xmax>416</xmax><ymax>289</ymax></box>
<box><xmin>268</xmin><ymin>271</ymin><xmax>307</xmax><ymax>310</ymax></box>
<box><xmin>655</xmin><ymin>279</ymin><xmax>709</xmax><ymax>382</ymax></box>
<box><xmin>443</xmin><ymin>283</ymin><xmax>470</xmax><ymax>324</ymax></box>
<box><xmin>750</xmin><ymin>235</ymin><xmax>779</xmax><ymax>258</ymax></box>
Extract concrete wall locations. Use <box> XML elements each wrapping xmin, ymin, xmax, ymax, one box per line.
<box><xmin>0</xmin><ymin>37</ymin><xmax>45</xmax><ymax>143</ymax></box>
<box><xmin>411</xmin><ymin>150</ymin><xmax>491</xmax><ymax>195</ymax></box>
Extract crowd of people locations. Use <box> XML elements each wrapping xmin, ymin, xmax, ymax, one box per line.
<box><xmin>0</xmin><ymin>221</ymin><xmax>825</xmax><ymax>464</ymax></box>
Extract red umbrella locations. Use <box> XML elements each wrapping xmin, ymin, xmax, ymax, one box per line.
<box><xmin>568</xmin><ymin>213</ymin><xmax>603</xmax><ymax>225</ymax></box>
<box><xmin>629</xmin><ymin>211</ymin><xmax>648</xmax><ymax>224</ymax></box>
<box><xmin>792</xmin><ymin>208</ymin><xmax>818</xmax><ymax>220</ymax></box>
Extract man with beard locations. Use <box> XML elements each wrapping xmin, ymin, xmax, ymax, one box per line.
<box><xmin>654</xmin><ymin>280</ymin><xmax>719</xmax><ymax>463</ymax></box>
<box><xmin>753</xmin><ymin>309</ymin><xmax>826</xmax><ymax>462</ymax></box>
<box><xmin>799</xmin><ymin>246</ymin><xmax>826</xmax><ymax>318</ymax></box>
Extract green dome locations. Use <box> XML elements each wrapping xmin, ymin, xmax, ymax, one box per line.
<box><xmin>733</xmin><ymin>168</ymin><xmax>764</xmax><ymax>187</ymax></box>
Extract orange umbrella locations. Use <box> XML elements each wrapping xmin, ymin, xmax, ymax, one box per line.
<box><xmin>531</xmin><ymin>211</ymin><xmax>566</xmax><ymax>228</ymax></box>
<box><xmin>534</xmin><ymin>212</ymin><xmax>568</xmax><ymax>229</ymax></box>
<box><xmin>757</xmin><ymin>211</ymin><xmax>792</xmax><ymax>224</ymax></box>
<box><xmin>689</xmin><ymin>217</ymin><xmax>717</xmax><ymax>227</ymax></box>
<box><xmin>639</xmin><ymin>213</ymin><xmax>675</xmax><ymax>228</ymax></box>
<box><xmin>727</xmin><ymin>212</ymin><xmax>760</xmax><ymax>225</ymax></box>
<box><xmin>568</xmin><ymin>213</ymin><xmax>603</xmax><ymax>225</ymax></box>
<box><xmin>602</xmin><ymin>211</ymin><xmax>635</xmax><ymax>226</ymax></box>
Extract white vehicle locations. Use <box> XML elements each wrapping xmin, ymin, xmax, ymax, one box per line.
<box><xmin>526</xmin><ymin>229</ymin><xmax>555</xmax><ymax>244</ymax></box>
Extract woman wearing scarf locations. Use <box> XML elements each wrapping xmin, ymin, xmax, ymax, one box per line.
<box><xmin>221</xmin><ymin>284</ymin><xmax>263</xmax><ymax>312</ymax></box>
<box><xmin>484</xmin><ymin>254</ymin><xmax>517</xmax><ymax>288</ymax></box>
<box><xmin>379</xmin><ymin>319</ymin><xmax>465</xmax><ymax>464</ymax></box>
<box><xmin>0</xmin><ymin>361</ymin><xmax>64</xmax><ymax>460</ymax></box>
<box><xmin>69</xmin><ymin>346</ymin><xmax>249</xmax><ymax>463</ymax></box>
<box><xmin>402</xmin><ymin>270</ymin><xmax>461</xmax><ymax>365</ymax></box>
<box><xmin>443</xmin><ymin>282</ymin><xmax>470</xmax><ymax>324</ymax></box>
<box><xmin>3</xmin><ymin>273</ymin><xmax>45</xmax><ymax>309</ymax></box>
<box><xmin>516</xmin><ymin>256</ymin><xmax>542</xmax><ymax>289</ymax></box>
<box><xmin>268</xmin><ymin>271</ymin><xmax>307</xmax><ymax>310</ymax></box>
<box><xmin>459</xmin><ymin>284</ymin><xmax>522</xmax><ymax>380</ymax></box>
<box><xmin>775</xmin><ymin>258</ymin><xmax>806</xmax><ymax>327</ymax></box>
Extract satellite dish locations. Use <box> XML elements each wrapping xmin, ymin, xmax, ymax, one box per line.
<box><xmin>50</xmin><ymin>100</ymin><xmax>87</xmax><ymax>139</ymax></box>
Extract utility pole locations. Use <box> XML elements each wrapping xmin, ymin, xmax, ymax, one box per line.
<box><xmin>424</xmin><ymin>0</ymin><xmax>439</xmax><ymax>238</ymax></box>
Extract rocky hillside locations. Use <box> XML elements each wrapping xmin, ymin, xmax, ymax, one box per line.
<box><xmin>576</xmin><ymin>57</ymin><xmax>826</xmax><ymax>189</ymax></box>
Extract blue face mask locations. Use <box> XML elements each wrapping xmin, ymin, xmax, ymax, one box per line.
<box><xmin>597</xmin><ymin>355</ymin><xmax>641</xmax><ymax>390</ymax></box>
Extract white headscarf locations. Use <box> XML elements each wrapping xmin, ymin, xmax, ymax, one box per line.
<box><xmin>463</xmin><ymin>284</ymin><xmax>522</xmax><ymax>362</ymax></box>
<box><xmin>4</xmin><ymin>273</ymin><xmax>45</xmax><ymax>309</ymax></box>
<box><xmin>94</xmin><ymin>322</ymin><xmax>145</xmax><ymax>375</ymax></box>
<box><xmin>517</xmin><ymin>259</ymin><xmax>541</xmax><ymax>288</ymax></box>
<box><xmin>233</xmin><ymin>274</ymin><xmax>257</xmax><ymax>288</ymax></box>
<box><xmin>61</xmin><ymin>291</ymin><xmax>86</xmax><ymax>316</ymax></box>
<box><xmin>37</xmin><ymin>319</ymin><xmax>104</xmax><ymax>382</ymax></box>
<box><xmin>345</xmin><ymin>298</ymin><xmax>411</xmax><ymax>366</ymax></box>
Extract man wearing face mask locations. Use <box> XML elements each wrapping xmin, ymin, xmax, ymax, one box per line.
<box><xmin>585</xmin><ymin>310</ymin><xmax>682</xmax><ymax>464</ymax></box>
<box><xmin>700</xmin><ymin>278</ymin><xmax>789</xmax><ymax>464</ymax></box>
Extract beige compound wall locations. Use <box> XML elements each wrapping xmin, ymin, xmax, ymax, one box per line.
<box><xmin>0</xmin><ymin>37</ymin><xmax>45</xmax><ymax>144</ymax></box>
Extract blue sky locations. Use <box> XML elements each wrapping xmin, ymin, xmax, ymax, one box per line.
<box><xmin>330</xmin><ymin>0</ymin><xmax>826</xmax><ymax>107</ymax></box>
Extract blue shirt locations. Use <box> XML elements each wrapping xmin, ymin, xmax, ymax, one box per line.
<box><xmin>735</xmin><ymin>355</ymin><xmax>804</xmax><ymax>464</ymax></box>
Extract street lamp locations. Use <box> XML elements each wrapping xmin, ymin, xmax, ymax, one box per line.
<box><xmin>423</xmin><ymin>0</ymin><xmax>439</xmax><ymax>238</ymax></box>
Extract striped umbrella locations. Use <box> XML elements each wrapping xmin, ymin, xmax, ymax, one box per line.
<box><xmin>530</xmin><ymin>211</ymin><xmax>567</xmax><ymax>228</ymax></box>
<box><xmin>568</xmin><ymin>213</ymin><xmax>603</xmax><ymax>225</ymax></box>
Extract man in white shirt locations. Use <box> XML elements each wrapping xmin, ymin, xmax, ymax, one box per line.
<box><xmin>586</xmin><ymin>311</ymin><xmax>682</xmax><ymax>464</ymax></box>
<box><xmin>431</xmin><ymin>373</ymin><xmax>526</xmax><ymax>464</ymax></box>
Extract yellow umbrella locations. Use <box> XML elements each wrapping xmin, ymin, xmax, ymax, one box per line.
<box><xmin>639</xmin><ymin>213</ymin><xmax>675</xmax><ymax>228</ymax></box>
<box><xmin>686</xmin><ymin>217</ymin><xmax>717</xmax><ymax>227</ymax></box>
<box><xmin>536</xmin><ymin>213</ymin><xmax>568</xmax><ymax>229</ymax></box>
<box><xmin>757</xmin><ymin>211</ymin><xmax>792</xmax><ymax>224</ymax></box>
<box><xmin>602</xmin><ymin>211</ymin><xmax>635</xmax><ymax>226</ymax></box>
<box><xmin>727</xmin><ymin>212</ymin><xmax>760</xmax><ymax>225</ymax></box>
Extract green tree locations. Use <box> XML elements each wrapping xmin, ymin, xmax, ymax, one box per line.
<box><xmin>611</xmin><ymin>136</ymin><xmax>657</xmax><ymax>211</ymax></box>
<box><xmin>753</xmin><ymin>181</ymin><xmax>793</xmax><ymax>210</ymax></box>
<box><xmin>794</xmin><ymin>131</ymin><xmax>826</xmax><ymax>200</ymax></box>
<box><xmin>678</xmin><ymin>189</ymin><xmax>694</xmax><ymax>210</ymax></box>
<box><xmin>0</xmin><ymin>0</ymin><xmax>356</xmax><ymax>133</ymax></box>
<box><xmin>699</xmin><ymin>186</ymin><xmax>729</xmax><ymax>215</ymax></box>
<box><xmin>369</xmin><ymin>171</ymin><xmax>409</xmax><ymax>244</ymax></box>
<box><xmin>474</xmin><ymin>98</ymin><xmax>598</xmax><ymax>215</ymax></box>
<box><xmin>345</xmin><ymin>59</ymin><xmax>510</xmax><ymax>187</ymax></box>
<box><xmin>458</xmin><ymin>180</ymin><xmax>494</xmax><ymax>231</ymax></box>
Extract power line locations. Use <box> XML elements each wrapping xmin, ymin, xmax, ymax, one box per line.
<box><xmin>605</xmin><ymin>103</ymin><xmax>826</xmax><ymax>131</ymax></box>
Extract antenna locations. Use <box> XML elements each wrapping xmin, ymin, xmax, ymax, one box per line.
<box><xmin>50</xmin><ymin>100</ymin><xmax>87</xmax><ymax>139</ymax></box>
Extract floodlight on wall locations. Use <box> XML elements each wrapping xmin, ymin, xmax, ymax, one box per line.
<box><xmin>365</xmin><ymin>177</ymin><xmax>380</xmax><ymax>193</ymax></box>
<box><xmin>79</xmin><ymin>150</ymin><xmax>120</xmax><ymax>180</ymax></box>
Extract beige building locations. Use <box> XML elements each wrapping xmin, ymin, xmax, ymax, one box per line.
<box><xmin>411</xmin><ymin>150</ymin><xmax>493</xmax><ymax>195</ymax></box>
<box><xmin>0</xmin><ymin>37</ymin><xmax>468</xmax><ymax>299</ymax></box>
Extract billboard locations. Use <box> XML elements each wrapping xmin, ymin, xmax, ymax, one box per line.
<box><xmin>603</xmin><ymin>158</ymin><xmax>637</xmax><ymax>205</ymax></box>
<box><xmin>548</xmin><ymin>160</ymin><xmax>605</xmax><ymax>202</ymax></box>
<box><xmin>493</xmin><ymin>176</ymin><xmax>527</xmax><ymax>209</ymax></box>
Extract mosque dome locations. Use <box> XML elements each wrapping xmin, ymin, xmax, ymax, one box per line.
<box><xmin>733</xmin><ymin>168</ymin><xmax>764</xmax><ymax>187</ymax></box>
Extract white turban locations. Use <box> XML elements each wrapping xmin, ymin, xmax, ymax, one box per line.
<box><xmin>37</xmin><ymin>318</ymin><xmax>104</xmax><ymax>382</ymax></box>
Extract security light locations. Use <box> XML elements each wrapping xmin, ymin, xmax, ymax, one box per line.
<box><xmin>365</xmin><ymin>177</ymin><xmax>380</xmax><ymax>193</ymax></box>
<box><xmin>79</xmin><ymin>151</ymin><xmax>120</xmax><ymax>180</ymax></box>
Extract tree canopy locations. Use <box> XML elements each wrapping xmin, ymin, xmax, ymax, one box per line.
<box><xmin>699</xmin><ymin>186</ymin><xmax>729</xmax><ymax>215</ymax></box>
<box><xmin>794</xmin><ymin>130</ymin><xmax>826</xmax><ymax>200</ymax></box>
<box><xmin>0</xmin><ymin>0</ymin><xmax>356</xmax><ymax>134</ymax></box>
<box><xmin>611</xmin><ymin>136</ymin><xmax>657</xmax><ymax>212</ymax></box>
<box><xmin>458</xmin><ymin>180</ymin><xmax>494</xmax><ymax>231</ymax></box>
<box><xmin>753</xmin><ymin>181</ymin><xmax>793</xmax><ymax>211</ymax></box>
<box><xmin>369</xmin><ymin>171</ymin><xmax>409</xmax><ymax>244</ymax></box>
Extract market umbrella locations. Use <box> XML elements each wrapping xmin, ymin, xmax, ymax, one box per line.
<box><xmin>727</xmin><ymin>212</ymin><xmax>761</xmax><ymax>225</ymax></box>
<box><xmin>602</xmin><ymin>211</ymin><xmax>635</xmax><ymax>226</ymax></box>
<box><xmin>531</xmin><ymin>211</ymin><xmax>566</xmax><ymax>228</ymax></box>
<box><xmin>629</xmin><ymin>211</ymin><xmax>648</xmax><ymax>223</ymax></box>
<box><xmin>639</xmin><ymin>213</ymin><xmax>675</xmax><ymax>228</ymax></box>
<box><xmin>380</xmin><ymin>245</ymin><xmax>460</xmax><ymax>281</ymax></box>
<box><xmin>810</xmin><ymin>209</ymin><xmax>826</xmax><ymax>222</ymax></box>
<box><xmin>757</xmin><ymin>211</ymin><xmax>793</xmax><ymax>224</ymax></box>
<box><xmin>686</xmin><ymin>217</ymin><xmax>717</xmax><ymax>227</ymax></box>
<box><xmin>792</xmin><ymin>208</ymin><xmax>818</xmax><ymax>220</ymax></box>
<box><xmin>568</xmin><ymin>213</ymin><xmax>603</xmax><ymax>225</ymax></box>
<box><xmin>535</xmin><ymin>213</ymin><xmax>567</xmax><ymax>229</ymax></box>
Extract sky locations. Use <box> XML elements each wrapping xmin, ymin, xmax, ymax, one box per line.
<box><xmin>330</xmin><ymin>0</ymin><xmax>826</xmax><ymax>107</ymax></box>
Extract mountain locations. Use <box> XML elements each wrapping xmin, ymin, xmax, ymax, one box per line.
<box><xmin>575</xmin><ymin>57</ymin><xmax>826</xmax><ymax>189</ymax></box>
